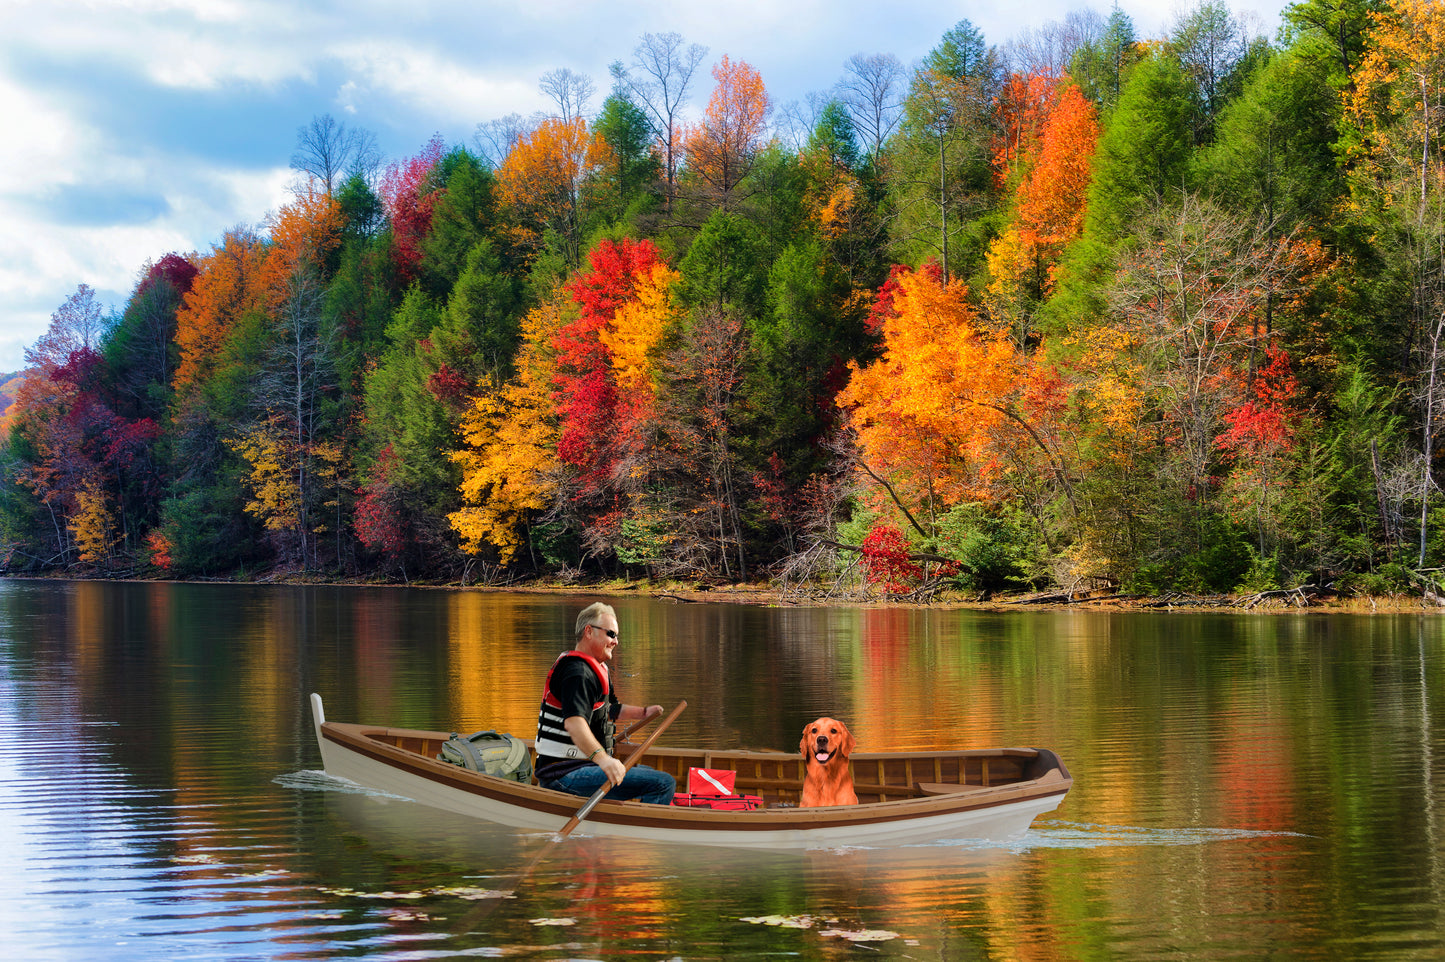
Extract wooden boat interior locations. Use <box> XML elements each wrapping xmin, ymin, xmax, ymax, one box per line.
<box><xmin>335</xmin><ymin>723</ymin><xmax>1061</xmax><ymax>808</ymax></box>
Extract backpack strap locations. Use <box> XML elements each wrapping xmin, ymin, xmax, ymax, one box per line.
<box><xmin>446</xmin><ymin>732</ymin><xmax>485</xmax><ymax>771</ymax></box>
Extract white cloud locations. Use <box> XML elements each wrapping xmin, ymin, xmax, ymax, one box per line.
<box><xmin>331</xmin><ymin>39</ymin><xmax>547</xmax><ymax>127</ymax></box>
<box><xmin>0</xmin><ymin>76</ymin><xmax>87</xmax><ymax>195</ymax></box>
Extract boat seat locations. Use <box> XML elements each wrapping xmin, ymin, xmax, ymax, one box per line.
<box><xmin>915</xmin><ymin>781</ymin><xmax>999</xmax><ymax>796</ymax></box>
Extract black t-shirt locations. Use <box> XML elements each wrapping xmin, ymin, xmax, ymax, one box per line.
<box><xmin>549</xmin><ymin>656</ymin><xmax>621</xmax><ymax>732</ymax></box>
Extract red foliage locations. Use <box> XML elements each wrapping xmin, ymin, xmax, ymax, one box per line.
<box><xmin>426</xmin><ymin>363</ymin><xmax>472</xmax><ymax>411</ymax></box>
<box><xmin>861</xmin><ymin>522</ymin><xmax>923</xmax><ymax>594</ymax></box>
<box><xmin>142</xmin><ymin>253</ymin><xmax>200</xmax><ymax>298</ymax></box>
<box><xmin>565</xmin><ymin>237</ymin><xmax>667</xmax><ymax>319</ymax></box>
<box><xmin>753</xmin><ymin>452</ymin><xmax>791</xmax><ymax>525</ymax></box>
<box><xmin>50</xmin><ymin>346</ymin><xmax>106</xmax><ymax>393</ymax></box>
<box><xmin>866</xmin><ymin>261</ymin><xmax>945</xmax><ymax>335</ymax></box>
<box><xmin>379</xmin><ymin>134</ymin><xmax>446</xmax><ymax>282</ymax></box>
<box><xmin>1215</xmin><ymin>346</ymin><xmax>1300</xmax><ymax>456</ymax></box>
<box><xmin>354</xmin><ymin>445</ymin><xmax>408</xmax><ymax>563</ymax></box>
<box><xmin>553</xmin><ymin>239</ymin><xmax>668</xmax><ymax>496</ymax></box>
<box><xmin>145</xmin><ymin>530</ymin><xmax>173</xmax><ymax>571</ymax></box>
<box><xmin>103</xmin><ymin>417</ymin><xmax>161</xmax><ymax>471</ymax></box>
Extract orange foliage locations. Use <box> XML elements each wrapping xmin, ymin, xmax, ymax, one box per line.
<box><xmin>992</xmin><ymin>72</ymin><xmax>1063</xmax><ymax>190</ymax></box>
<box><xmin>684</xmin><ymin>55</ymin><xmax>770</xmax><ymax>195</ymax></box>
<box><xmin>985</xmin><ymin>81</ymin><xmax>1099</xmax><ymax>322</ymax></box>
<box><xmin>173</xmin><ymin>228</ymin><xmax>269</xmax><ymax>392</ymax></box>
<box><xmin>1018</xmin><ymin>84</ymin><xmax>1099</xmax><ymax>254</ymax></box>
<box><xmin>838</xmin><ymin>268</ymin><xmax>1026</xmax><ymax>509</ymax></box>
<box><xmin>264</xmin><ymin>182</ymin><xmax>343</xmax><ymax>302</ymax></box>
<box><xmin>497</xmin><ymin>116</ymin><xmax>612</xmax><ymax>254</ymax></box>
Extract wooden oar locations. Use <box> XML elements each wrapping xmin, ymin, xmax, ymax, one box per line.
<box><xmin>555</xmin><ymin>699</ymin><xmax>687</xmax><ymax>837</ymax></box>
<box><xmin>453</xmin><ymin>700</ymin><xmax>686</xmax><ymax>930</ymax></box>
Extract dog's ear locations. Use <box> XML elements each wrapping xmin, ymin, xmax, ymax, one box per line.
<box><xmin>839</xmin><ymin>721</ymin><xmax>856</xmax><ymax>758</ymax></box>
<box><xmin>799</xmin><ymin>726</ymin><xmax>810</xmax><ymax>759</ymax></box>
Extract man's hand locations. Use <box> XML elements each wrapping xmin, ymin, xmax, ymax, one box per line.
<box><xmin>644</xmin><ymin>704</ymin><xmax>663</xmax><ymax>721</ymax></box>
<box><xmin>599</xmin><ymin>753</ymin><xmax>626</xmax><ymax>786</ymax></box>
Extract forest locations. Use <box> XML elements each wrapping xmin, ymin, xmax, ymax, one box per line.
<box><xmin>3</xmin><ymin>0</ymin><xmax>1443</xmax><ymax>602</ymax></box>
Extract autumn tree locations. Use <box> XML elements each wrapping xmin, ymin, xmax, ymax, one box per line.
<box><xmin>172</xmin><ymin>226</ymin><xmax>270</xmax><ymax>400</ymax></box>
<box><xmin>1106</xmin><ymin>194</ymin><xmax>1314</xmax><ymax>583</ymax></box>
<box><xmin>684</xmin><ymin>55</ymin><xmax>771</xmax><ymax>205</ymax></box>
<box><xmin>67</xmin><ymin>477</ymin><xmax>117</xmax><ymax>565</ymax></box>
<box><xmin>378</xmin><ymin>135</ymin><xmax>446</xmax><ymax>283</ymax></box>
<box><xmin>228</xmin><ymin>416</ymin><xmax>302</xmax><ymax>552</ymax></box>
<box><xmin>985</xmin><ymin>81</ymin><xmax>1099</xmax><ymax>342</ymax></box>
<box><xmin>497</xmin><ymin>116</ymin><xmax>611</xmax><ymax>265</ymax></box>
<box><xmin>1345</xmin><ymin>0</ymin><xmax>1445</xmax><ymax>567</ymax></box>
<box><xmin>551</xmin><ymin>238</ymin><xmax>680</xmax><ymax>564</ymax></box>
<box><xmin>8</xmin><ymin>285</ymin><xmax>167</xmax><ymax>570</ymax></box>
<box><xmin>449</xmin><ymin>292</ymin><xmax>571</xmax><ymax>565</ymax></box>
<box><xmin>838</xmin><ymin>266</ymin><xmax>1056</xmax><ymax>533</ymax></box>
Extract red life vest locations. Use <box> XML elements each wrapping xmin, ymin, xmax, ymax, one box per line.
<box><xmin>542</xmin><ymin>650</ymin><xmax>609</xmax><ymax>709</ymax></box>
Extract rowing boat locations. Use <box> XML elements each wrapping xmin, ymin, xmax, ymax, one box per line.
<box><xmin>308</xmin><ymin>693</ymin><xmax>1071</xmax><ymax>850</ymax></box>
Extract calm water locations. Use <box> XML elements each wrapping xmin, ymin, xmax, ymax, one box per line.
<box><xmin>1</xmin><ymin>580</ymin><xmax>1442</xmax><ymax>960</ymax></box>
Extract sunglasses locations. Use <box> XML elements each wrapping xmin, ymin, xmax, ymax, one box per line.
<box><xmin>590</xmin><ymin>625</ymin><xmax>618</xmax><ymax>639</ymax></box>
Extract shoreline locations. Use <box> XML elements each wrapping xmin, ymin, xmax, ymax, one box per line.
<box><xmin>8</xmin><ymin>571</ymin><xmax>1443</xmax><ymax>613</ymax></box>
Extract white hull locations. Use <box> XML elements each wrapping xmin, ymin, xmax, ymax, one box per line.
<box><xmin>309</xmin><ymin>693</ymin><xmax>1069</xmax><ymax>850</ymax></box>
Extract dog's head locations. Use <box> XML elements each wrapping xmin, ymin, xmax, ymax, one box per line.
<box><xmin>799</xmin><ymin>717</ymin><xmax>855</xmax><ymax>768</ymax></box>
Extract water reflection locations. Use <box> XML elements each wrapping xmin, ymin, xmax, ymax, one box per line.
<box><xmin>2</xmin><ymin>579</ymin><xmax>1444</xmax><ymax>959</ymax></box>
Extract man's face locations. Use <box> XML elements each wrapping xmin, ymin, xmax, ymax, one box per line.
<box><xmin>580</xmin><ymin>612</ymin><xmax>619</xmax><ymax>663</ymax></box>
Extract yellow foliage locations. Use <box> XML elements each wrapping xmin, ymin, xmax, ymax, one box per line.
<box><xmin>68</xmin><ymin>478</ymin><xmax>116</xmax><ymax>564</ymax></box>
<box><xmin>1346</xmin><ymin>0</ymin><xmax>1445</xmax><ymax>213</ymax></box>
<box><xmin>983</xmin><ymin>225</ymin><xmax>1032</xmax><ymax>333</ymax></box>
<box><xmin>600</xmin><ymin>261</ymin><xmax>681</xmax><ymax>391</ymax></box>
<box><xmin>228</xmin><ymin>421</ymin><xmax>301</xmax><ymax>532</ymax></box>
<box><xmin>449</xmin><ymin>294</ymin><xmax>571</xmax><ymax>563</ymax></box>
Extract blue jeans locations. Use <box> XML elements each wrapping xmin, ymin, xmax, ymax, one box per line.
<box><xmin>542</xmin><ymin>763</ymin><xmax>676</xmax><ymax>805</ymax></box>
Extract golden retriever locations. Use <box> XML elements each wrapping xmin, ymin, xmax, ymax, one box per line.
<box><xmin>799</xmin><ymin>716</ymin><xmax>858</xmax><ymax>807</ymax></box>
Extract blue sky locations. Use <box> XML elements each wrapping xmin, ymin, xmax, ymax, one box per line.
<box><xmin>0</xmin><ymin>0</ymin><xmax>1287</xmax><ymax>374</ymax></box>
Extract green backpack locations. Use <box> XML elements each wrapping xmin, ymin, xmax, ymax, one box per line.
<box><xmin>437</xmin><ymin>730</ymin><xmax>533</xmax><ymax>783</ymax></box>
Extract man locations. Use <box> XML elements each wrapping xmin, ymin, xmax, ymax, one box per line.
<box><xmin>534</xmin><ymin>602</ymin><xmax>676</xmax><ymax>804</ymax></box>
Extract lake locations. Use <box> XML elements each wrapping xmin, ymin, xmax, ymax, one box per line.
<box><xmin>1</xmin><ymin>579</ymin><xmax>1441</xmax><ymax>959</ymax></box>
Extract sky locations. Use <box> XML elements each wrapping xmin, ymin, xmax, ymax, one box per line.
<box><xmin>0</xmin><ymin>0</ymin><xmax>1290</xmax><ymax>375</ymax></box>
